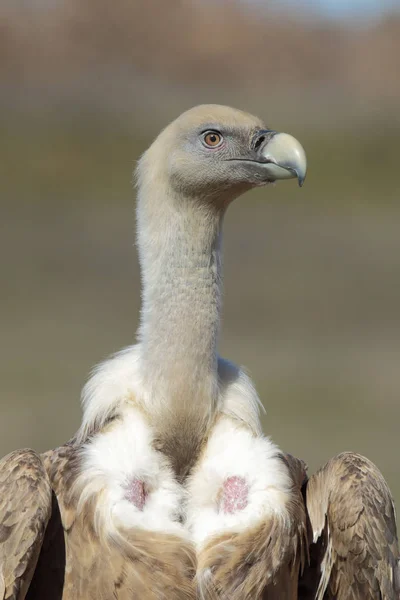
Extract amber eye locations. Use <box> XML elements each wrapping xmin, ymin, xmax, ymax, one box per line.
<box><xmin>203</xmin><ymin>131</ymin><xmax>223</xmax><ymax>148</ymax></box>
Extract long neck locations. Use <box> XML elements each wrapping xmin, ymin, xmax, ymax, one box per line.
<box><xmin>136</xmin><ymin>176</ymin><xmax>224</xmax><ymax>465</ymax></box>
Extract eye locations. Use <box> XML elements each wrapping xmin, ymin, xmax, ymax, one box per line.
<box><xmin>203</xmin><ymin>131</ymin><xmax>223</xmax><ymax>148</ymax></box>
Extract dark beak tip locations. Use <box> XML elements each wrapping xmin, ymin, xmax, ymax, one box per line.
<box><xmin>297</xmin><ymin>174</ymin><xmax>306</xmax><ymax>188</ymax></box>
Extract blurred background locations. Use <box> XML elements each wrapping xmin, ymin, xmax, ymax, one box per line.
<box><xmin>1</xmin><ymin>0</ymin><xmax>399</xmax><ymax>504</ymax></box>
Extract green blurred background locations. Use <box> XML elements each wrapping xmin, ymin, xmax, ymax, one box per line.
<box><xmin>1</xmin><ymin>0</ymin><xmax>399</xmax><ymax>504</ymax></box>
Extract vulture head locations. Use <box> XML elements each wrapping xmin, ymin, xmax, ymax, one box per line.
<box><xmin>137</xmin><ymin>104</ymin><xmax>306</xmax><ymax>208</ymax></box>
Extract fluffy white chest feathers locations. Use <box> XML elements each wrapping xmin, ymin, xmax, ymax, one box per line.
<box><xmin>78</xmin><ymin>407</ymin><xmax>187</xmax><ymax>538</ymax></box>
<box><xmin>74</xmin><ymin>346</ymin><xmax>292</xmax><ymax>548</ymax></box>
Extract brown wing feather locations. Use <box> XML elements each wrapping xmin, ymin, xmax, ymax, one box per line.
<box><xmin>25</xmin><ymin>488</ymin><xmax>65</xmax><ymax>600</ymax></box>
<box><xmin>302</xmin><ymin>452</ymin><xmax>400</xmax><ymax>600</ymax></box>
<box><xmin>0</xmin><ymin>449</ymin><xmax>52</xmax><ymax>600</ymax></box>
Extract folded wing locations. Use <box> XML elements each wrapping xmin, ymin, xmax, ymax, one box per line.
<box><xmin>301</xmin><ymin>452</ymin><xmax>400</xmax><ymax>600</ymax></box>
<box><xmin>0</xmin><ymin>449</ymin><xmax>52</xmax><ymax>600</ymax></box>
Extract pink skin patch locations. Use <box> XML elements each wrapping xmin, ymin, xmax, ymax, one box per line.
<box><xmin>124</xmin><ymin>478</ymin><xmax>147</xmax><ymax>510</ymax></box>
<box><xmin>220</xmin><ymin>476</ymin><xmax>249</xmax><ymax>514</ymax></box>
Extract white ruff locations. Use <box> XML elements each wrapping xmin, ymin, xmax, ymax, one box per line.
<box><xmin>75</xmin><ymin>406</ymin><xmax>186</xmax><ymax>538</ymax></box>
<box><xmin>77</xmin><ymin>346</ymin><xmax>263</xmax><ymax>444</ymax></box>
<box><xmin>186</xmin><ymin>417</ymin><xmax>292</xmax><ymax>547</ymax></box>
<box><xmin>75</xmin><ymin>406</ymin><xmax>291</xmax><ymax>545</ymax></box>
<box><xmin>73</xmin><ymin>346</ymin><xmax>290</xmax><ymax>542</ymax></box>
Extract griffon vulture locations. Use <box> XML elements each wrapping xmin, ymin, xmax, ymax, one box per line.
<box><xmin>0</xmin><ymin>105</ymin><xmax>399</xmax><ymax>600</ymax></box>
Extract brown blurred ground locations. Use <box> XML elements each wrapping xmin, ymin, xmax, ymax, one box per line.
<box><xmin>0</xmin><ymin>1</ymin><xmax>399</xmax><ymax>504</ymax></box>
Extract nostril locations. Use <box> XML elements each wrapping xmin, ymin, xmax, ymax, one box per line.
<box><xmin>254</xmin><ymin>135</ymin><xmax>265</xmax><ymax>151</ymax></box>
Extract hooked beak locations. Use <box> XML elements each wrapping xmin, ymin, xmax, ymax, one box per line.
<box><xmin>258</xmin><ymin>132</ymin><xmax>307</xmax><ymax>187</ymax></box>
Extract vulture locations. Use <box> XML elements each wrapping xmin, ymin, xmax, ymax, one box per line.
<box><xmin>0</xmin><ymin>105</ymin><xmax>399</xmax><ymax>600</ymax></box>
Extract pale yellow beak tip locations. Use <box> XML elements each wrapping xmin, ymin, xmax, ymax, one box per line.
<box><xmin>261</xmin><ymin>132</ymin><xmax>307</xmax><ymax>187</ymax></box>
